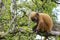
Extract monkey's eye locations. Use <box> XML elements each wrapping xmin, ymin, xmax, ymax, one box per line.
<box><xmin>32</xmin><ymin>17</ymin><xmax>37</xmax><ymax>22</ymax></box>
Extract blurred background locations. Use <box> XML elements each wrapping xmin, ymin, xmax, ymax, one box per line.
<box><xmin>0</xmin><ymin>0</ymin><xmax>60</xmax><ymax>40</ymax></box>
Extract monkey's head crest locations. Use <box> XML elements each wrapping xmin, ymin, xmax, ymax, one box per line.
<box><xmin>29</xmin><ymin>12</ymin><xmax>39</xmax><ymax>22</ymax></box>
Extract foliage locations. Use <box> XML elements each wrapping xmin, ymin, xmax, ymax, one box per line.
<box><xmin>0</xmin><ymin>0</ymin><xmax>59</xmax><ymax>40</ymax></box>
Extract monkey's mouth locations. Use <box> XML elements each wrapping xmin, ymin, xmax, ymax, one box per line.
<box><xmin>31</xmin><ymin>18</ymin><xmax>37</xmax><ymax>22</ymax></box>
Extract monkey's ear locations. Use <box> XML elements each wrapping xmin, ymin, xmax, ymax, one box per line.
<box><xmin>36</xmin><ymin>13</ymin><xmax>39</xmax><ymax>16</ymax></box>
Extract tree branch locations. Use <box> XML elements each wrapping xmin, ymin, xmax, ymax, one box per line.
<box><xmin>50</xmin><ymin>31</ymin><xmax>60</xmax><ymax>36</ymax></box>
<box><xmin>37</xmin><ymin>30</ymin><xmax>60</xmax><ymax>37</ymax></box>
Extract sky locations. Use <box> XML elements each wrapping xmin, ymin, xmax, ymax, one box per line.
<box><xmin>52</xmin><ymin>4</ymin><xmax>60</xmax><ymax>22</ymax></box>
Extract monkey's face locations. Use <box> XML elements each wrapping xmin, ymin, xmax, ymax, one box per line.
<box><xmin>31</xmin><ymin>17</ymin><xmax>38</xmax><ymax>22</ymax></box>
<box><xmin>30</xmin><ymin>12</ymin><xmax>38</xmax><ymax>22</ymax></box>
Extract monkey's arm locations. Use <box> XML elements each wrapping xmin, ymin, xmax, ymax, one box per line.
<box><xmin>32</xmin><ymin>25</ymin><xmax>37</xmax><ymax>32</ymax></box>
<box><xmin>36</xmin><ymin>17</ymin><xmax>44</xmax><ymax>31</ymax></box>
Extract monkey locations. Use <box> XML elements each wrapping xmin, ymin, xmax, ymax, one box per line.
<box><xmin>29</xmin><ymin>12</ymin><xmax>53</xmax><ymax>40</ymax></box>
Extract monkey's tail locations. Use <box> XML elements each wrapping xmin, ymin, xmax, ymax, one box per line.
<box><xmin>44</xmin><ymin>36</ymin><xmax>48</xmax><ymax>40</ymax></box>
<box><xmin>44</xmin><ymin>37</ymin><xmax>46</xmax><ymax>40</ymax></box>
